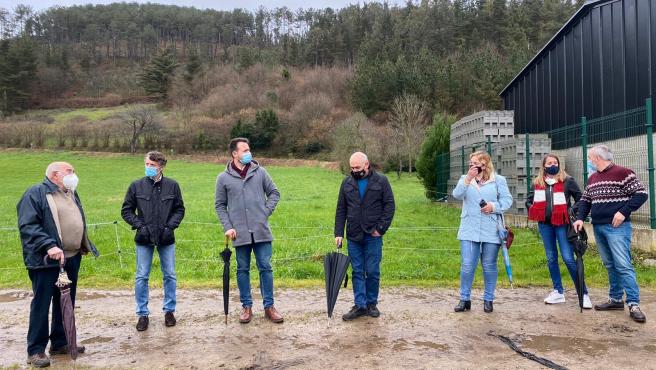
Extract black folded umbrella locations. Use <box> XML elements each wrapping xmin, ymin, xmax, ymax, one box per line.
<box><xmin>324</xmin><ymin>243</ymin><xmax>350</xmax><ymax>318</ymax></box>
<box><xmin>567</xmin><ymin>209</ymin><xmax>588</xmax><ymax>312</ymax></box>
<box><xmin>220</xmin><ymin>237</ymin><xmax>232</xmax><ymax>324</ymax></box>
<box><xmin>54</xmin><ymin>259</ymin><xmax>78</xmax><ymax>361</ymax></box>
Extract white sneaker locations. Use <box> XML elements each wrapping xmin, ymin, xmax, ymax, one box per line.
<box><xmin>582</xmin><ymin>294</ymin><xmax>592</xmax><ymax>309</ymax></box>
<box><xmin>544</xmin><ymin>290</ymin><xmax>566</xmax><ymax>304</ymax></box>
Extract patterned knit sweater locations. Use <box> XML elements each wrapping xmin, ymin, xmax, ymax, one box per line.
<box><xmin>576</xmin><ymin>163</ymin><xmax>648</xmax><ymax>224</ymax></box>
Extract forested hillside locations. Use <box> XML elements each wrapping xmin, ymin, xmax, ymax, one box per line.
<box><xmin>0</xmin><ymin>1</ymin><xmax>579</xmax><ymax>177</ymax></box>
<box><xmin>1</xmin><ymin>1</ymin><xmax>579</xmax><ymax>113</ymax></box>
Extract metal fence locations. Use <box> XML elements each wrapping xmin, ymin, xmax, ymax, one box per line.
<box><xmin>435</xmin><ymin>98</ymin><xmax>656</xmax><ymax>229</ymax></box>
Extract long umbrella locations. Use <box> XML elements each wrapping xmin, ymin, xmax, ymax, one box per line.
<box><xmin>501</xmin><ymin>244</ymin><xmax>514</xmax><ymax>289</ymax></box>
<box><xmin>53</xmin><ymin>258</ymin><xmax>78</xmax><ymax>362</ymax></box>
<box><xmin>219</xmin><ymin>236</ymin><xmax>232</xmax><ymax>324</ymax></box>
<box><xmin>567</xmin><ymin>209</ymin><xmax>588</xmax><ymax>312</ymax></box>
<box><xmin>497</xmin><ymin>217</ymin><xmax>514</xmax><ymax>288</ymax></box>
<box><xmin>324</xmin><ymin>242</ymin><xmax>350</xmax><ymax>318</ymax></box>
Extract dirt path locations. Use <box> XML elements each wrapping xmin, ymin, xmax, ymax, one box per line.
<box><xmin>1</xmin><ymin>287</ymin><xmax>655</xmax><ymax>369</ymax></box>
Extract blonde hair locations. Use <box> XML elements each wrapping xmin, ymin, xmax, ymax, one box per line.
<box><xmin>533</xmin><ymin>153</ymin><xmax>569</xmax><ymax>187</ymax></box>
<box><xmin>469</xmin><ymin>151</ymin><xmax>494</xmax><ymax>180</ymax></box>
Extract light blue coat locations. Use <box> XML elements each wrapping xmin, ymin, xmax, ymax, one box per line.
<box><xmin>452</xmin><ymin>173</ymin><xmax>513</xmax><ymax>244</ymax></box>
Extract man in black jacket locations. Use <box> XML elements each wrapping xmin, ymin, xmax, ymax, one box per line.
<box><xmin>17</xmin><ymin>162</ymin><xmax>99</xmax><ymax>368</ymax></box>
<box><xmin>121</xmin><ymin>151</ymin><xmax>185</xmax><ymax>331</ymax></box>
<box><xmin>334</xmin><ymin>152</ymin><xmax>395</xmax><ymax>321</ymax></box>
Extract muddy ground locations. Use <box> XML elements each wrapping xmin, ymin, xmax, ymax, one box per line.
<box><xmin>1</xmin><ymin>287</ymin><xmax>655</xmax><ymax>369</ymax></box>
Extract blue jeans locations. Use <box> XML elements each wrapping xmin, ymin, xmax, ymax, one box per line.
<box><xmin>135</xmin><ymin>244</ymin><xmax>177</xmax><ymax>316</ymax></box>
<box><xmin>538</xmin><ymin>223</ymin><xmax>588</xmax><ymax>295</ymax></box>
<box><xmin>347</xmin><ymin>235</ymin><xmax>383</xmax><ymax>308</ymax></box>
<box><xmin>235</xmin><ymin>241</ymin><xmax>274</xmax><ymax>308</ymax></box>
<box><xmin>593</xmin><ymin>222</ymin><xmax>640</xmax><ymax>305</ymax></box>
<box><xmin>459</xmin><ymin>240</ymin><xmax>500</xmax><ymax>301</ymax></box>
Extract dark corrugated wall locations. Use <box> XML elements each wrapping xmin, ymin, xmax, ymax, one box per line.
<box><xmin>502</xmin><ymin>0</ymin><xmax>655</xmax><ymax>134</ymax></box>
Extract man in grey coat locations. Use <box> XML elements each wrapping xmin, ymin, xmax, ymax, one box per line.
<box><xmin>215</xmin><ymin>137</ymin><xmax>283</xmax><ymax>324</ymax></box>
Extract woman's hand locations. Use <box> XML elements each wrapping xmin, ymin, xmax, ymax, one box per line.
<box><xmin>481</xmin><ymin>203</ymin><xmax>494</xmax><ymax>214</ymax></box>
<box><xmin>464</xmin><ymin>166</ymin><xmax>478</xmax><ymax>183</ymax></box>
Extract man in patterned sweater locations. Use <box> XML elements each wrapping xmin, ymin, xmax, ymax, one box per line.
<box><xmin>574</xmin><ymin>145</ymin><xmax>648</xmax><ymax>323</ymax></box>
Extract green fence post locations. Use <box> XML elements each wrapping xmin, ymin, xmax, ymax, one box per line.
<box><xmin>581</xmin><ymin>116</ymin><xmax>588</xmax><ymax>187</ymax></box>
<box><xmin>435</xmin><ymin>153</ymin><xmax>440</xmax><ymax>201</ymax></box>
<box><xmin>645</xmin><ymin>98</ymin><xmax>656</xmax><ymax>229</ymax></box>
<box><xmin>461</xmin><ymin>145</ymin><xmax>465</xmax><ymax>175</ymax></box>
<box><xmin>487</xmin><ymin>135</ymin><xmax>492</xmax><ymax>154</ymax></box>
<box><xmin>525</xmin><ymin>133</ymin><xmax>531</xmax><ymax>197</ymax></box>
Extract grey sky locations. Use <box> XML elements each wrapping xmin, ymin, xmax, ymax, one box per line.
<box><xmin>3</xmin><ymin>0</ymin><xmax>405</xmax><ymax>13</ymax></box>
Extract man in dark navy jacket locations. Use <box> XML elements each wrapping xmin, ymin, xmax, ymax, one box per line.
<box><xmin>121</xmin><ymin>151</ymin><xmax>185</xmax><ymax>331</ymax></box>
<box><xmin>17</xmin><ymin>162</ymin><xmax>99</xmax><ymax>368</ymax></box>
<box><xmin>334</xmin><ymin>152</ymin><xmax>395</xmax><ymax>321</ymax></box>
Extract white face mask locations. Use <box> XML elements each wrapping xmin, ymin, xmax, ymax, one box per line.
<box><xmin>545</xmin><ymin>177</ymin><xmax>557</xmax><ymax>186</ymax></box>
<box><xmin>62</xmin><ymin>173</ymin><xmax>79</xmax><ymax>191</ymax></box>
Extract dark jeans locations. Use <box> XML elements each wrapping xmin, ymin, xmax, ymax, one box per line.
<box><xmin>538</xmin><ymin>223</ymin><xmax>588</xmax><ymax>295</ymax></box>
<box><xmin>347</xmin><ymin>235</ymin><xmax>383</xmax><ymax>308</ymax></box>
<box><xmin>27</xmin><ymin>253</ymin><xmax>81</xmax><ymax>356</ymax></box>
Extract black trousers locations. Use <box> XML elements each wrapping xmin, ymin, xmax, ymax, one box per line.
<box><xmin>27</xmin><ymin>253</ymin><xmax>81</xmax><ymax>356</ymax></box>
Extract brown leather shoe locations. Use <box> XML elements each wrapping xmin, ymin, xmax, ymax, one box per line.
<box><xmin>239</xmin><ymin>306</ymin><xmax>253</xmax><ymax>323</ymax></box>
<box><xmin>264</xmin><ymin>306</ymin><xmax>284</xmax><ymax>323</ymax></box>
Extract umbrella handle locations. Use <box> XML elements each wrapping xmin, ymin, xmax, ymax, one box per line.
<box><xmin>43</xmin><ymin>254</ymin><xmax>65</xmax><ymax>268</ymax></box>
<box><xmin>225</xmin><ymin>235</ymin><xmax>230</xmax><ymax>248</ymax></box>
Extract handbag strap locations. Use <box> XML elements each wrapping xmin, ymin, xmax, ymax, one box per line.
<box><xmin>493</xmin><ymin>180</ymin><xmax>506</xmax><ymax>229</ymax></box>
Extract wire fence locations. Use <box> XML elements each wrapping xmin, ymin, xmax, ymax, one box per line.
<box><xmin>0</xmin><ymin>220</ymin><xmax>474</xmax><ymax>274</ymax></box>
<box><xmin>435</xmin><ymin>98</ymin><xmax>656</xmax><ymax>228</ymax></box>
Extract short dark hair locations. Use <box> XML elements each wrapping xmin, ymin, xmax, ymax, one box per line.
<box><xmin>229</xmin><ymin>137</ymin><xmax>249</xmax><ymax>153</ymax></box>
<box><xmin>145</xmin><ymin>151</ymin><xmax>167</xmax><ymax>167</ymax></box>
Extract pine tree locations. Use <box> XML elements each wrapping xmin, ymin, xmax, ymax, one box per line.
<box><xmin>138</xmin><ymin>48</ymin><xmax>178</xmax><ymax>100</ymax></box>
<box><xmin>0</xmin><ymin>37</ymin><xmax>37</xmax><ymax>115</ymax></box>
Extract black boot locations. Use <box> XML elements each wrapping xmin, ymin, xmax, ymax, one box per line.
<box><xmin>454</xmin><ymin>300</ymin><xmax>471</xmax><ymax>312</ymax></box>
<box><xmin>484</xmin><ymin>300</ymin><xmax>493</xmax><ymax>313</ymax></box>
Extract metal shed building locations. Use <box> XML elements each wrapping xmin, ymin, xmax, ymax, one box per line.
<box><xmin>500</xmin><ymin>0</ymin><xmax>656</xmax><ymax>134</ymax></box>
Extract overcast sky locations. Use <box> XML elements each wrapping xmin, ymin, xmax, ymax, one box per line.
<box><xmin>3</xmin><ymin>0</ymin><xmax>406</xmax><ymax>12</ymax></box>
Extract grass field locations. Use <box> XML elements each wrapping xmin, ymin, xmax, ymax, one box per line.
<box><xmin>19</xmin><ymin>104</ymin><xmax>158</xmax><ymax>124</ymax></box>
<box><xmin>1</xmin><ymin>150</ymin><xmax>655</xmax><ymax>290</ymax></box>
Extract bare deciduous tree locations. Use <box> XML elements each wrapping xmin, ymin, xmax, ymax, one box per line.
<box><xmin>120</xmin><ymin>105</ymin><xmax>161</xmax><ymax>154</ymax></box>
<box><xmin>388</xmin><ymin>94</ymin><xmax>429</xmax><ymax>175</ymax></box>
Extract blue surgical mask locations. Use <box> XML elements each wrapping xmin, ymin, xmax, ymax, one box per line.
<box><xmin>145</xmin><ymin>166</ymin><xmax>158</xmax><ymax>178</ymax></box>
<box><xmin>587</xmin><ymin>160</ymin><xmax>596</xmax><ymax>176</ymax></box>
<box><xmin>545</xmin><ymin>165</ymin><xmax>559</xmax><ymax>176</ymax></box>
<box><xmin>239</xmin><ymin>152</ymin><xmax>252</xmax><ymax>165</ymax></box>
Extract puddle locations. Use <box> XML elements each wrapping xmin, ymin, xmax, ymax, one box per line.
<box><xmin>0</xmin><ymin>291</ymin><xmax>30</xmax><ymax>302</ymax></box>
<box><xmin>520</xmin><ymin>335</ymin><xmax>610</xmax><ymax>355</ymax></box>
<box><xmin>77</xmin><ymin>292</ymin><xmax>108</xmax><ymax>300</ymax></box>
<box><xmin>81</xmin><ymin>336</ymin><xmax>114</xmax><ymax>344</ymax></box>
<box><xmin>413</xmin><ymin>340</ymin><xmax>449</xmax><ymax>351</ymax></box>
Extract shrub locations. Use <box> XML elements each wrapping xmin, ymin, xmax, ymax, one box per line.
<box><xmin>415</xmin><ymin>112</ymin><xmax>456</xmax><ymax>199</ymax></box>
<box><xmin>230</xmin><ymin>109</ymin><xmax>280</xmax><ymax>151</ymax></box>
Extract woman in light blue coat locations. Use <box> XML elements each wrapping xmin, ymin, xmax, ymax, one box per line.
<box><xmin>452</xmin><ymin>151</ymin><xmax>513</xmax><ymax>313</ymax></box>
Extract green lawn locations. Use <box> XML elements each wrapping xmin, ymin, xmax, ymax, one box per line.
<box><xmin>1</xmin><ymin>150</ymin><xmax>655</xmax><ymax>290</ymax></box>
<box><xmin>22</xmin><ymin>104</ymin><xmax>157</xmax><ymax>124</ymax></box>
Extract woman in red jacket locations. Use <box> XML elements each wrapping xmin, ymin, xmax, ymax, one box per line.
<box><xmin>526</xmin><ymin>154</ymin><xmax>590</xmax><ymax>308</ymax></box>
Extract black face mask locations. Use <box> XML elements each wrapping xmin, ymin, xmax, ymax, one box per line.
<box><xmin>351</xmin><ymin>169</ymin><xmax>366</xmax><ymax>180</ymax></box>
<box><xmin>471</xmin><ymin>166</ymin><xmax>483</xmax><ymax>174</ymax></box>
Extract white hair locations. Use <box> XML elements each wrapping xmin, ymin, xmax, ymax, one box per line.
<box><xmin>45</xmin><ymin>162</ymin><xmax>72</xmax><ymax>178</ymax></box>
<box><xmin>350</xmin><ymin>152</ymin><xmax>368</xmax><ymax>162</ymax></box>
<box><xmin>590</xmin><ymin>145</ymin><xmax>614</xmax><ymax>161</ymax></box>
<box><xmin>45</xmin><ymin>162</ymin><xmax>63</xmax><ymax>177</ymax></box>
